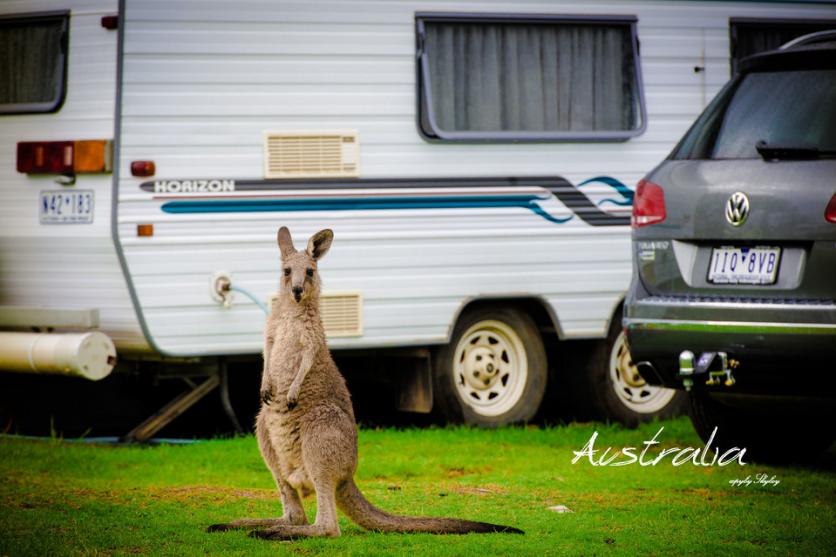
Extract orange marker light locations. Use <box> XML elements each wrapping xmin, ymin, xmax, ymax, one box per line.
<box><xmin>137</xmin><ymin>224</ymin><xmax>154</xmax><ymax>237</ymax></box>
<box><xmin>74</xmin><ymin>140</ymin><xmax>111</xmax><ymax>173</ymax></box>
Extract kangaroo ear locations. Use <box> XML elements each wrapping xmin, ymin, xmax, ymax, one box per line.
<box><xmin>277</xmin><ymin>226</ymin><xmax>296</xmax><ymax>259</ymax></box>
<box><xmin>307</xmin><ymin>229</ymin><xmax>333</xmax><ymax>261</ymax></box>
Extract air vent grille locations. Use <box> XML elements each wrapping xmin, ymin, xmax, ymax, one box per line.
<box><xmin>266</xmin><ymin>291</ymin><xmax>363</xmax><ymax>338</ymax></box>
<box><xmin>321</xmin><ymin>292</ymin><xmax>363</xmax><ymax>337</ymax></box>
<box><xmin>264</xmin><ymin>131</ymin><xmax>359</xmax><ymax>179</ymax></box>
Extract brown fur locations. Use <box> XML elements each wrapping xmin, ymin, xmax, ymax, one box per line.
<box><xmin>208</xmin><ymin>227</ymin><xmax>523</xmax><ymax>540</ymax></box>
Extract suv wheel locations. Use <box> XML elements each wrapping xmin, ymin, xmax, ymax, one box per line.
<box><xmin>689</xmin><ymin>392</ymin><xmax>833</xmax><ymax>464</ymax></box>
<box><xmin>433</xmin><ymin>306</ymin><xmax>547</xmax><ymax>426</ymax></box>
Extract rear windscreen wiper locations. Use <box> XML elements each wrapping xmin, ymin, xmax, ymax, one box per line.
<box><xmin>756</xmin><ymin>140</ymin><xmax>836</xmax><ymax>161</ymax></box>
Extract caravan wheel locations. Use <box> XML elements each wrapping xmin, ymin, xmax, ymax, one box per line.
<box><xmin>608</xmin><ymin>329</ymin><xmax>678</xmax><ymax>414</ymax></box>
<box><xmin>573</xmin><ymin>307</ymin><xmax>685</xmax><ymax>427</ymax></box>
<box><xmin>433</xmin><ymin>307</ymin><xmax>547</xmax><ymax>426</ymax></box>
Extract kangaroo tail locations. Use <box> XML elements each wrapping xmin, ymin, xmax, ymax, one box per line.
<box><xmin>336</xmin><ymin>479</ymin><xmax>524</xmax><ymax>535</ymax></box>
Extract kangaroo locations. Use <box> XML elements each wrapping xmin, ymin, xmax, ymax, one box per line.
<box><xmin>208</xmin><ymin>226</ymin><xmax>523</xmax><ymax>540</ymax></box>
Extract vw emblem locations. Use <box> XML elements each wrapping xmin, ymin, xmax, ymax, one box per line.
<box><xmin>725</xmin><ymin>192</ymin><xmax>749</xmax><ymax>226</ymax></box>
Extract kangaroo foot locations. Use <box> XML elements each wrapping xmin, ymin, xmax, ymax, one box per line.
<box><xmin>207</xmin><ymin>517</ymin><xmax>296</xmax><ymax>533</ymax></box>
<box><xmin>249</xmin><ymin>523</ymin><xmax>339</xmax><ymax>540</ymax></box>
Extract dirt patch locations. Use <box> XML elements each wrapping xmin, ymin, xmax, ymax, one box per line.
<box><xmin>102</xmin><ymin>547</ymin><xmax>144</xmax><ymax>556</ymax></box>
<box><xmin>3</xmin><ymin>483</ymin><xmax>277</xmax><ymax>511</ymax></box>
<box><xmin>144</xmin><ymin>485</ymin><xmax>276</xmax><ymax>504</ymax></box>
<box><xmin>444</xmin><ymin>467</ymin><xmax>467</xmax><ymax>478</ymax></box>
<box><xmin>443</xmin><ymin>465</ymin><xmax>493</xmax><ymax>478</ymax></box>
<box><xmin>453</xmin><ymin>485</ymin><xmax>508</xmax><ymax>496</ymax></box>
<box><xmin>670</xmin><ymin>487</ymin><xmax>742</xmax><ymax>499</ymax></box>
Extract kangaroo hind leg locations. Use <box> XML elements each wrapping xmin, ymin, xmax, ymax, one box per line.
<box><xmin>207</xmin><ymin>414</ymin><xmax>308</xmax><ymax>532</ymax></box>
<box><xmin>250</xmin><ymin>474</ymin><xmax>340</xmax><ymax>540</ymax></box>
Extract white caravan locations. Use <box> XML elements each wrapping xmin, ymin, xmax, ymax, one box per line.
<box><xmin>2</xmin><ymin>0</ymin><xmax>835</xmax><ymax>429</ymax></box>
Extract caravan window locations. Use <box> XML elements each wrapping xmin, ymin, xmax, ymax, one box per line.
<box><xmin>0</xmin><ymin>12</ymin><xmax>69</xmax><ymax>114</ymax></box>
<box><xmin>415</xmin><ymin>13</ymin><xmax>646</xmax><ymax>142</ymax></box>
<box><xmin>730</xmin><ymin>18</ymin><xmax>836</xmax><ymax>75</ymax></box>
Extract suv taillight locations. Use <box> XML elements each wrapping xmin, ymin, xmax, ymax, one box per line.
<box><xmin>631</xmin><ymin>179</ymin><xmax>667</xmax><ymax>228</ymax></box>
<box><xmin>826</xmin><ymin>193</ymin><xmax>836</xmax><ymax>223</ymax></box>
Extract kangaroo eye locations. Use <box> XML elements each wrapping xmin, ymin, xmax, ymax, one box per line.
<box><xmin>306</xmin><ymin>268</ymin><xmax>314</xmax><ymax>277</ymax></box>
<box><xmin>283</xmin><ymin>268</ymin><xmax>291</xmax><ymax>277</ymax></box>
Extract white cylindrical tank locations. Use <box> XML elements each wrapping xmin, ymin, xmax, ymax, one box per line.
<box><xmin>0</xmin><ymin>332</ymin><xmax>116</xmax><ymax>381</ymax></box>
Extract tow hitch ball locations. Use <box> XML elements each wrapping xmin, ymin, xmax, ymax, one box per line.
<box><xmin>677</xmin><ymin>351</ymin><xmax>738</xmax><ymax>391</ymax></box>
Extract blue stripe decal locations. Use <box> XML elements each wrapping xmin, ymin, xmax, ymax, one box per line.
<box><xmin>577</xmin><ymin>176</ymin><xmax>634</xmax><ymax>207</ymax></box>
<box><xmin>160</xmin><ymin>195</ymin><xmax>574</xmax><ymax>224</ymax></box>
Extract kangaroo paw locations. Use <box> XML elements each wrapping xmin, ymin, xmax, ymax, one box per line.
<box><xmin>286</xmin><ymin>382</ymin><xmax>301</xmax><ymax>409</ymax></box>
<box><xmin>207</xmin><ymin>517</ymin><xmax>289</xmax><ymax>533</ymax></box>
<box><xmin>249</xmin><ymin>528</ymin><xmax>303</xmax><ymax>541</ymax></box>
<box><xmin>249</xmin><ymin>524</ymin><xmax>337</xmax><ymax>540</ymax></box>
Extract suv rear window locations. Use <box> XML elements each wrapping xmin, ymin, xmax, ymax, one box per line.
<box><xmin>0</xmin><ymin>12</ymin><xmax>69</xmax><ymax>114</ymax></box>
<box><xmin>670</xmin><ymin>68</ymin><xmax>836</xmax><ymax>160</ymax></box>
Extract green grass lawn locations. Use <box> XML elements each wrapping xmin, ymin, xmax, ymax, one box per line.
<box><xmin>1</xmin><ymin>417</ymin><xmax>833</xmax><ymax>556</ymax></box>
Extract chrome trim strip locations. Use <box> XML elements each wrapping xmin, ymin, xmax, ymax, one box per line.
<box><xmin>635</xmin><ymin>299</ymin><xmax>836</xmax><ymax>311</ymax></box>
<box><xmin>626</xmin><ymin>318</ymin><xmax>836</xmax><ymax>335</ymax></box>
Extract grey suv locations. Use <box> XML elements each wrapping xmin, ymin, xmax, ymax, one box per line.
<box><xmin>624</xmin><ymin>33</ymin><xmax>836</xmax><ymax>462</ymax></box>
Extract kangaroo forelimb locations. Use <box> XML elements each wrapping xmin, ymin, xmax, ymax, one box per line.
<box><xmin>286</xmin><ymin>349</ymin><xmax>314</xmax><ymax>408</ymax></box>
<box><xmin>260</xmin><ymin>338</ymin><xmax>275</xmax><ymax>405</ymax></box>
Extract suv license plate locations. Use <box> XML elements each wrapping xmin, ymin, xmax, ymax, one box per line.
<box><xmin>39</xmin><ymin>190</ymin><xmax>94</xmax><ymax>224</ymax></box>
<box><xmin>708</xmin><ymin>246</ymin><xmax>780</xmax><ymax>285</ymax></box>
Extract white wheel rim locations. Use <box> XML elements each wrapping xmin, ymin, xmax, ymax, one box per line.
<box><xmin>452</xmin><ymin>320</ymin><xmax>528</xmax><ymax>417</ymax></box>
<box><xmin>609</xmin><ymin>330</ymin><xmax>677</xmax><ymax>414</ymax></box>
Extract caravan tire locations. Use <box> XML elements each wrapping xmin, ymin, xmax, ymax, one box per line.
<box><xmin>433</xmin><ymin>307</ymin><xmax>547</xmax><ymax>426</ymax></box>
<box><xmin>574</xmin><ymin>308</ymin><xmax>685</xmax><ymax>427</ymax></box>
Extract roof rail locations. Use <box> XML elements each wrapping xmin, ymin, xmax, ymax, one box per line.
<box><xmin>779</xmin><ymin>29</ymin><xmax>836</xmax><ymax>50</ymax></box>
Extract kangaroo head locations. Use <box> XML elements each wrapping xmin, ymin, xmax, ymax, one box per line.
<box><xmin>277</xmin><ymin>227</ymin><xmax>333</xmax><ymax>304</ymax></box>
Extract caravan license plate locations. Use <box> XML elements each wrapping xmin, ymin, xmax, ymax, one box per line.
<box><xmin>708</xmin><ymin>246</ymin><xmax>780</xmax><ymax>285</ymax></box>
<box><xmin>39</xmin><ymin>190</ymin><xmax>94</xmax><ymax>224</ymax></box>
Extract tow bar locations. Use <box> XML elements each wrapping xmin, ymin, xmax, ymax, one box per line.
<box><xmin>677</xmin><ymin>351</ymin><xmax>738</xmax><ymax>391</ymax></box>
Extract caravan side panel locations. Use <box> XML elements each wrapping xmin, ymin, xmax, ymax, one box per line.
<box><xmin>115</xmin><ymin>0</ymin><xmax>836</xmax><ymax>357</ymax></box>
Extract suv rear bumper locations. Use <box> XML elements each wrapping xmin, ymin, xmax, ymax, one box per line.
<box><xmin>625</xmin><ymin>296</ymin><xmax>836</xmax><ymax>396</ymax></box>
